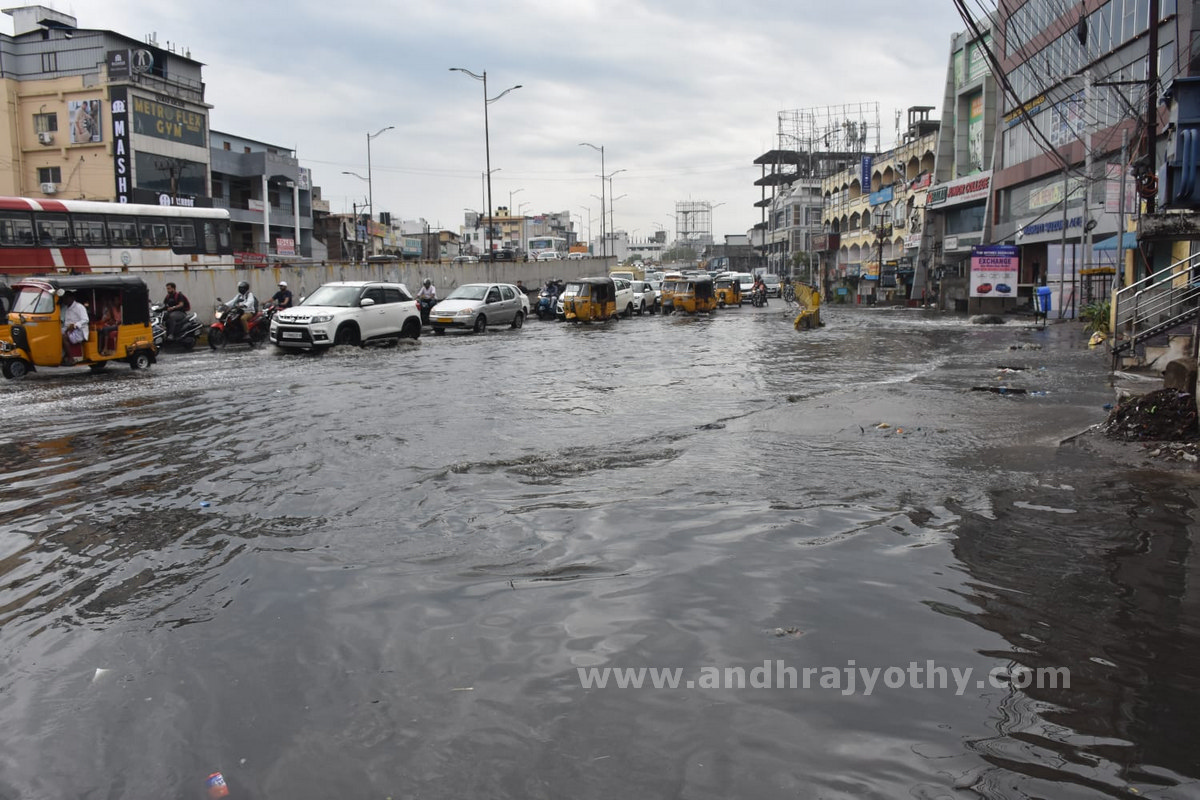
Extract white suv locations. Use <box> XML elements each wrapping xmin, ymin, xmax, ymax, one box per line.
<box><xmin>612</xmin><ymin>278</ymin><xmax>636</xmax><ymax>317</ymax></box>
<box><xmin>629</xmin><ymin>280</ymin><xmax>658</xmax><ymax>315</ymax></box>
<box><xmin>270</xmin><ymin>281</ymin><xmax>421</xmax><ymax>349</ymax></box>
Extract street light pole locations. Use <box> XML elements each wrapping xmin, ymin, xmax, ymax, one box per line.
<box><xmin>580</xmin><ymin>142</ymin><xmax>605</xmax><ymax>259</ymax></box>
<box><xmin>605</xmin><ymin>168</ymin><xmax>626</xmax><ymax>237</ymax></box>
<box><xmin>509</xmin><ymin>187</ymin><xmax>524</xmax><ymax>214</ymax></box>
<box><xmin>365</xmin><ymin>126</ymin><xmax>394</xmax><ymax>232</ymax></box>
<box><xmin>451</xmin><ymin>67</ymin><xmax>522</xmax><ymax>260</ymax></box>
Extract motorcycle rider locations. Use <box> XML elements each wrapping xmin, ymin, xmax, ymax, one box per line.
<box><xmin>752</xmin><ymin>274</ymin><xmax>768</xmax><ymax>306</ymax></box>
<box><xmin>416</xmin><ymin>279</ymin><xmax>437</xmax><ymax>302</ymax></box>
<box><xmin>227</xmin><ymin>280</ymin><xmax>259</xmax><ymax>341</ymax></box>
<box><xmin>271</xmin><ymin>281</ymin><xmax>293</xmax><ymax>310</ymax></box>
<box><xmin>162</xmin><ymin>282</ymin><xmax>191</xmax><ymax>342</ymax></box>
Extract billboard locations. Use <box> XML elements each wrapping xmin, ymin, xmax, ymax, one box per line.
<box><xmin>131</xmin><ymin>97</ymin><xmax>207</xmax><ymax>147</ymax></box>
<box><xmin>110</xmin><ymin>88</ymin><xmax>130</xmax><ymax>203</ymax></box>
<box><xmin>967</xmin><ymin>92</ymin><xmax>985</xmax><ymax>173</ymax></box>
<box><xmin>970</xmin><ymin>245</ymin><xmax>1018</xmax><ymax>298</ymax></box>
<box><xmin>69</xmin><ymin>100</ymin><xmax>102</xmax><ymax>144</ymax></box>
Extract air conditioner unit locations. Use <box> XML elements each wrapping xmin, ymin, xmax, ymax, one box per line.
<box><xmin>37</xmin><ymin>131</ymin><xmax>54</xmax><ymax>145</ymax></box>
<box><xmin>40</xmin><ymin>182</ymin><xmax>57</xmax><ymax>195</ymax></box>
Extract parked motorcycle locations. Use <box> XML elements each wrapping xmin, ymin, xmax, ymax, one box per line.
<box><xmin>150</xmin><ymin>303</ymin><xmax>204</xmax><ymax>350</ymax></box>
<box><xmin>209</xmin><ymin>300</ymin><xmax>275</xmax><ymax>349</ymax></box>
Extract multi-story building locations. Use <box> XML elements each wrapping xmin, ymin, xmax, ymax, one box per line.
<box><xmin>0</xmin><ymin>6</ymin><xmax>212</xmax><ymax>206</ymax></box>
<box><xmin>211</xmin><ymin>131</ymin><xmax>321</xmax><ymax>259</ymax></box>
<box><xmin>989</xmin><ymin>0</ymin><xmax>1190</xmax><ymax>316</ymax></box>
<box><xmin>821</xmin><ymin>112</ymin><xmax>939</xmax><ymax>303</ymax></box>
<box><xmin>923</xmin><ymin>21</ymin><xmax>1002</xmax><ymax>310</ymax></box>
<box><xmin>758</xmin><ymin>104</ymin><xmax>885</xmax><ymax>289</ymax></box>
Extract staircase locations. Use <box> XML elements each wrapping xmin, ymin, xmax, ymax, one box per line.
<box><xmin>1111</xmin><ymin>252</ymin><xmax>1200</xmax><ymax>368</ymax></box>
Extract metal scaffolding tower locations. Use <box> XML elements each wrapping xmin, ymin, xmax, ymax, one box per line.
<box><xmin>674</xmin><ymin>201</ymin><xmax>712</xmax><ymax>249</ymax></box>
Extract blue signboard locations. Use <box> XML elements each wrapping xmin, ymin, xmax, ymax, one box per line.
<box><xmin>869</xmin><ymin>186</ymin><xmax>894</xmax><ymax>206</ymax></box>
<box><xmin>860</xmin><ymin>156</ymin><xmax>873</xmax><ymax>190</ymax></box>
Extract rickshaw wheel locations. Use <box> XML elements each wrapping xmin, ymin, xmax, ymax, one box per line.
<box><xmin>3</xmin><ymin>359</ymin><xmax>28</xmax><ymax>379</ymax></box>
<box><xmin>129</xmin><ymin>350</ymin><xmax>152</xmax><ymax>370</ymax></box>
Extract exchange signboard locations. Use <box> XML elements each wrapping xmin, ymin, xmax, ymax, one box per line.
<box><xmin>970</xmin><ymin>244</ymin><xmax>1018</xmax><ymax>298</ymax></box>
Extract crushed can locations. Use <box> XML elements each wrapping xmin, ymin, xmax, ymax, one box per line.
<box><xmin>206</xmin><ymin>772</ymin><xmax>230</xmax><ymax>799</ymax></box>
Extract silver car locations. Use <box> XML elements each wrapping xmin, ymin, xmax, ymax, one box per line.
<box><xmin>429</xmin><ymin>283</ymin><xmax>529</xmax><ymax>334</ymax></box>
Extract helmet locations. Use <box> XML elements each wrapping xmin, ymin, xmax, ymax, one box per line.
<box><xmin>423</xmin><ymin>279</ymin><xmax>431</xmax><ymax>287</ymax></box>
<box><xmin>238</xmin><ymin>281</ymin><xmax>249</xmax><ymax>293</ymax></box>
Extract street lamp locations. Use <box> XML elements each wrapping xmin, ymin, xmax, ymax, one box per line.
<box><xmin>609</xmin><ymin>194</ymin><xmax>627</xmax><ymax>237</ymax></box>
<box><xmin>605</xmin><ymin>168</ymin><xmax>627</xmax><ymax>236</ymax></box>
<box><xmin>577</xmin><ymin>205</ymin><xmax>591</xmax><ymax>251</ymax></box>
<box><xmin>579</xmin><ymin>142</ymin><xmax>606</xmax><ymax>258</ymax></box>
<box><xmin>709</xmin><ymin>201</ymin><xmax>726</xmax><ymax>250</ymax></box>
<box><xmin>451</xmin><ymin>67</ymin><xmax>522</xmax><ymax>260</ymax></box>
<box><xmin>365</xmin><ymin>126</ymin><xmax>394</xmax><ymax>224</ymax></box>
<box><xmin>509</xmin><ymin>187</ymin><xmax>524</xmax><ymax>215</ymax></box>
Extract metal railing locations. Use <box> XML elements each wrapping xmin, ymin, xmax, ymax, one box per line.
<box><xmin>1111</xmin><ymin>250</ymin><xmax>1200</xmax><ymax>358</ymax></box>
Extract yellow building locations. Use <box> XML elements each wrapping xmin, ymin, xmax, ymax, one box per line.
<box><xmin>0</xmin><ymin>6</ymin><xmax>212</xmax><ymax>206</ymax></box>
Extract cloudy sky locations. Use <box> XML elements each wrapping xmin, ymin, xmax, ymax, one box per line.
<box><xmin>22</xmin><ymin>1</ymin><xmax>967</xmax><ymax>243</ymax></box>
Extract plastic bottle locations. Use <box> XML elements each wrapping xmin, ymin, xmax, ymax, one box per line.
<box><xmin>206</xmin><ymin>772</ymin><xmax>230</xmax><ymax>799</ymax></box>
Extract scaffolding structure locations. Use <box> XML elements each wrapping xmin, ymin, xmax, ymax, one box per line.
<box><xmin>760</xmin><ymin>102</ymin><xmax>882</xmax><ymax>183</ymax></box>
<box><xmin>675</xmin><ymin>201</ymin><xmax>713</xmax><ymax>248</ymax></box>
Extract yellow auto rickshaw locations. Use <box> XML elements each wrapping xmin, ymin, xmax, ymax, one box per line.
<box><xmin>659</xmin><ymin>272</ymin><xmax>683</xmax><ymax>315</ymax></box>
<box><xmin>0</xmin><ymin>275</ymin><xmax>157</xmax><ymax>378</ymax></box>
<box><xmin>673</xmin><ymin>276</ymin><xmax>718</xmax><ymax>314</ymax></box>
<box><xmin>714</xmin><ymin>277</ymin><xmax>742</xmax><ymax>308</ymax></box>
<box><xmin>563</xmin><ymin>277</ymin><xmax>619</xmax><ymax>322</ymax></box>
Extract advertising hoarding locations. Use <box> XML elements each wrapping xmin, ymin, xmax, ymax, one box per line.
<box><xmin>970</xmin><ymin>244</ymin><xmax>1018</xmax><ymax>298</ymax></box>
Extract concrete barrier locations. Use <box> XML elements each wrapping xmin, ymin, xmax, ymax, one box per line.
<box><xmin>2</xmin><ymin>257</ymin><xmax>615</xmax><ymax>316</ymax></box>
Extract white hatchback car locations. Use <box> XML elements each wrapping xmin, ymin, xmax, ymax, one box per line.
<box><xmin>270</xmin><ymin>281</ymin><xmax>421</xmax><ymax>350</ymax></box>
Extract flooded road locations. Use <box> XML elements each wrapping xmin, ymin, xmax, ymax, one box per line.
<box><xmin>1</xmin><ymin>305</ymin><xmax>1198</xmax><ymax>799</ymax></box>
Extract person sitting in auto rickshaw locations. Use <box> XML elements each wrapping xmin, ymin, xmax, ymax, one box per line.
<box><xmin>59</xmin><ymin>291</ymin><xmax>89</xmax><ymax>365</ymax></box>
<box><xmin>97</xmin><ymin>299</ymin><xmax>121</xmax><ymax>355</ymax></box>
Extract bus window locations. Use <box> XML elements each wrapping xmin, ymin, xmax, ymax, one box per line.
<box><xmin>203</xmin><ymin>220</ymin><xmax>233</xmax><ymax>254</ymax></box>
<box><xmin>72</xmin><ymin>215</ymin><xmax>108</xmax><ymax>246</ymax></box>
<box><xmin>169</xmin><ymin>222</ymin><xmax>197</xmax><ymax>250</ymax></box>
<box><xmin>35</xmin><ymin>214</ymin><xmax>71</xmax><ymax>246</ymax></box>
<box><xmin>107</xmin><ymin>217</ymin><xmax>139</xmax><ymax>246</ymax></box>
<box><xmin>138</xmin><ymin>218</ymin><xmax>170</xmax><ymax>247</ymax></box>
<box><xmin>0</xmin><ymin>212</ymin><xmax>35</xmax><ymax>246</ymax></box>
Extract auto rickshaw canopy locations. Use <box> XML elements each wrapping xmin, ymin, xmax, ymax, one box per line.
<box><xmin>11</xmin><ymin>274</ymin><xmax>151</xmax><ymax>325</ymax></box>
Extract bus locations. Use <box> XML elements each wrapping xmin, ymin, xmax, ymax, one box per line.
<box><xmin>526</xmin><ymin>235</ymin><xmax>568</xmax><ymax>260</ymax></box>
<box><xmin>0</xmin><ymin>196</ymin><xmax>235</xmax><ymax>274</ymax></box>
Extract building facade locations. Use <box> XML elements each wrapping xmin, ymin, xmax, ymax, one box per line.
<box><xmin>0</xmin><ymin>6</ymin><xmax>212</xmax><ymax>206</ymax></box>
<box><xmin>990</xmin><ymin>0</ymin><xmax>1189</xmax><ymax>316</ymax></box>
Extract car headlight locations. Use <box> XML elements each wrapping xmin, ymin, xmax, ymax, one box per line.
<box><xmin>309</xmin><ymin>314</ymin><xmax>333</xmax><ymax>323</ymax></box>
<box><xmin>458</xmin><ymin>308</ymin><xmax>474</xmax><ymax>316</ymax></box>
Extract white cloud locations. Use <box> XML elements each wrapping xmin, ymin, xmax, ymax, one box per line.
<box><xmin>14</xmin><ymin>0</ymin><xmax>966</xmax><ymax>240</ymax></box>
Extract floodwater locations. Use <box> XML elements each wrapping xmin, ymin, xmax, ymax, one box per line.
<box><xmin>0</xmin><ymin>305</ymin><xmax>1198</xmax><ymax>799</ymax></box>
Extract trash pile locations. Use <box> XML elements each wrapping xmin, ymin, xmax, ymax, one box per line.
<box><xmin>1103</xmin><ymin>388</ymin><xmax>1199</xmax><ymax>442</ymax></box>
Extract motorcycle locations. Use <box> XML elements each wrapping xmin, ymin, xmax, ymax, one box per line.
<box><xmin>150</xmin><ymin>303</ymin><xmax>204</xmax><ymax>350</ymax></box>
<box><xmin>751</xmin><ymin>286</ymin><xmax>769</xmax><ymax>308</ymax></box>
<box><xmin>417</xmin><ymin>296</ymin><xmax>436</xmax><ymax>326</ymax></box>
<box><xmin>209</xmin><ymin>301</ymin><xmax>275</xmax><ymax>349</ymax></box>
<box><xmin>536</xmin><ymin>287</ymin><xmax>560</xmax><ymax>321</ymax></box>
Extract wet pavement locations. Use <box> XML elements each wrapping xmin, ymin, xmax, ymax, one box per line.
<box><xmin>1</xmin><ymin>305</ymin><xmax>1198</xmax><ymax>799</ymax></box>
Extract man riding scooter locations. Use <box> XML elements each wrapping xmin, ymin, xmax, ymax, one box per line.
<box><xmin>162</xmin><ymin>282</ymin><xmax>191</xmax><ymax>342</ymax></box>
<box><xmin>227</xmin><ymin>280</ymin><xmax>259</xmax><ymax>341</ymax></box>
<box><xmin>416</xmin><ymin>279</ymin><xmax>437</xmax><ymax>325</ymax></box>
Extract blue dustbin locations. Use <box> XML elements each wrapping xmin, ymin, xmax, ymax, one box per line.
<box><xmin>1036</xmin><ymin>286</ymin><xmax>1052</xmax><ymax>314</ymax></box>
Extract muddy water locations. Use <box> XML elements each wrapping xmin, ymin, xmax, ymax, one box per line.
<box><xmin>0</xmin><ymin>306</ymin><xmax>1197</xmax><ymax>799</ymax></box>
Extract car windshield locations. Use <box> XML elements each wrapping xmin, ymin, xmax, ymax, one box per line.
<box><xmin>302</xmin><ymin>285</ymin><xmax>362</xmax><ymax>307</ymax></box>
<box><xmin>764</xmin><ymin>276</ymin><xmax>780</xmax><ymax>285</ymax></box>
<box><xmin>447</xmin><ymin>285</ymin><xmax>489</xmax><ymax>301</ymax></box>
<box><xmin>12</xmin><ymin>287</ymin><xmax>56</xmax><ymax>314</ymax></box>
